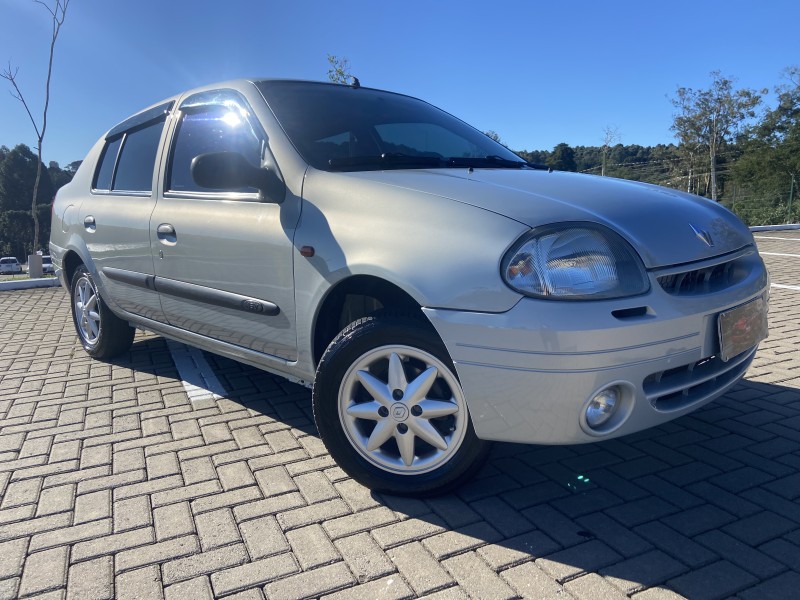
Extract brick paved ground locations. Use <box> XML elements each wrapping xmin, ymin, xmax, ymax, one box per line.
<box><xmin>1</xmin><ymin>233</ymin><xmax>799</xmax><ymax>599</ymax></box>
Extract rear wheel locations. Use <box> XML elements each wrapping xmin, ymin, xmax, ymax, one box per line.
<box><xmin>70</xmin><ymin>265</ymin><xmax>135</xmax><ymax>359</ymax></box>
<box><xmin>313</xmin><ymin>315</ymin><xmax>487</xmax><ymax>496</ymax></box>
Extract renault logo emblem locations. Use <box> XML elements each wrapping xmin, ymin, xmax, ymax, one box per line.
<box><xmin>689</xmin><ymin>224</ymin><xmax>714</xmax><ymax>247</ymax></box>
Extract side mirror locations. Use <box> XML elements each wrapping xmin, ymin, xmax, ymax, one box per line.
<box><xmin>190</xmin><ymin>152</ymin><xmax>286</xmax><ymax>203</ymax></box>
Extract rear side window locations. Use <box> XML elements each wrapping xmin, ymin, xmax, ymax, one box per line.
<box><xmin>93</xmin><ymin>118</ymin><xmax>166</xmax><ymax>193</ymax></box>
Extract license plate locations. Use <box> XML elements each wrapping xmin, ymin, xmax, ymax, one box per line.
<box><xmin>718</xmin><ymin>297</ymin><xmax>768</xmax><ymax>362</ymax></box>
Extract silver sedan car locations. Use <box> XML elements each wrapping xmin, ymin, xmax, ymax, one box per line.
<box><xmin>49</xmin><ymin>79</ymin><xmax>769</xmax><ymax>494</ymax></box>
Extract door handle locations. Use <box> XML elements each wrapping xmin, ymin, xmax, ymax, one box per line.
<box><xmin>83</xmin><ymin>215</ymin><xmax>96</xmax><ymax>232</ymax></box>
<box><xmin>156</xmin><ymin>223</ymin><xmax>177</xmax><ymax>245</ymax></box>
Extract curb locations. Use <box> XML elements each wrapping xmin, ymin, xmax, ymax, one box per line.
<box><xmin>750</xmin><ymin>224</ymin><xmax>800</xmax><ymax>231</ymax></box>
<box><xmin>0</xmin><ymin>278</ymin><xmax>61</xmax><ymax>291</ymax></box>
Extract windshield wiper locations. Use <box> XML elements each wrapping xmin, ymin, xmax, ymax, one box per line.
<box><xmin>329</xmin><ymin>153</ymin><xmax>444</xmax><ymax>170</ymax></box>
<box><xmin>445</xmin><ymin>156</ymin><xmax>549</xmax><ymax>170</ymax></box>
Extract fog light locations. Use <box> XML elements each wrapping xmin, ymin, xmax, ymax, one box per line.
<box><xmin>586</xmin><ymin>387</ymin><xmax>619</xmax><ymax>429</ymax></box>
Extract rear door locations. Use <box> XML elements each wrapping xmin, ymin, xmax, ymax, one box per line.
<box><xmin>149</xmin><ymin>89</ymin><xmax>300</xmax><ymax>360</ymax></box>
<box><xmin>81</xmin><ymin>103</ymin><xmax>171</xmax><ymax>322</ymax></box>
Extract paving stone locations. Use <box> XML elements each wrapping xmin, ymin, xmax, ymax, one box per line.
<box><xmin>277</xmin><ymin>499</ymin><xmax>351</xmax><ymax>532</ymax></box>
<box><xmin>575</xmin><ymin>511</ymin><xmax>652</xmax><ymax>557</ymax></box>
<box><xmin>216</xmin><ymin>461</ymin><xmax>256</xmax><ymax>491</ymax></box>
<box><xmin>600</xmin><ymin>550</ymin><xmax>686</xmax><ymax>594</ymax></box>
<box><xmin>145</xmin><ymin>453</ymin><xmax>180</xmax><ymax>480</ymax></box>
<box><xmin>500</xmin><ymin>561</ymin><xmax>567</xmax><ymax>599</ymax></box>
<box><xmin>294</xmin><ymin>471</ymin><xmax>339</xmax><ymax>504</ymax></box>
<box><xmin>239</xmin><ymin>515</ymin><xmax>290</xmax><ymax>559</ymax></box>
<box><xmin>1</xmin><ymin>477</ymin><xmax>42</xmax><ymax>508</ymax></box>
<box><xmin>161</xmin><ymin>543</ymin><xmax>249</xmax><ymax>585</ymax></box>
<box><xmin>115</xmin><ymin>565</ymin><xmax>163</xmax><ymax>600</ymax></box>
<box><xmin>426</xmin><ymin>496</ymin><xmax>481</xmax><ymax>529</ymax></box>
<box><xmin>422</xmin><ymin>521</ymin><xmax>503</xmax><ymax>560</ymax></box>
<box><xmin>254</xmin><ymin>466</ymin><xmax>298</xmax><ymax>497</ymax></box>
<box><xmin>153</xmin><ymin>502</ymin><xmax>195</xmax><ymax>541</ymax></box>
<box><xmin>321</xmin><ymin>575</ymin><xmax>413</xmax><ymax>600</ymax></box>
<box><xmin>74</xmin><ymin>489</ymin><xmax>112</xmax><ymax>524</ymax></box>
<box><xmin>72</xmin><ymin>526</ymin><xmax>155</xmax><ymax>562</ymax></box>
<box><xmin>564</xmin><ymin>573</ymin><xmax>628</xmax><ymax>600</ymax></box>
<box><xmin>476</xmin><ymin>530</ymin><xmax>560</xmax><ymax>569</ymax></box>
<box><xmin>660</xmin><ymin>504</ymin><xmax>736</xmax><ymax>537</ymax></box>
<box><xmin>113</xmin><ymin>474</ymin><xmax>184</xmax><ymax>502</ymax></box>
<box><xmin>190</xmin><ymin>486</ymin><xmax>262</xmax><ymax>515</ymax></box>
<box><xmin>668</xmin><ymin>560</ymin><xmax>758</xmax><ymax>600</ymax></box>
<box><xmin>18</xmin><ymin>546</ymin><xmax>69</xmax><ymax>597</ymax></box>
<box><xmin>536</xmin><ymin>539</ymin><xmax>622</xmax><ymax>583</ymax></box>
<box><xmin>722</xmin><ymin>510</ymin><xmax>797</xmax><ymax>546</ymax></box>
<box><xmin>263</xmin><ymin>562</ymin><xmax>354</xmax><ymax>599</ymax></box>
<box><xmin>114</xmin><ymin>495</ymin><xmax>152</xmax><ymax>532</ymax></box>
<box><xmin>286</xmin><ymin>524</ymin><xmax>340</xmax><ymax>569</ymax></box>
<box><xmin>164</xmin><ymin>576</ymin><xmax>214</xmax><ymax>600</ymax></box>
<box><xmin>232</xmin><ymin>492</ymin><xmax>306</xmax><ymax>523</ymax></box>
<box><xmin>322</xmin><ymin>506</ymin><xmax>396</xmax><ymax>539</ymax></box>
<box><xmin>194</xmin><ymin>509</ymin><xmax>240</xmax><ymax>551</ymax></box>
<box><xmin>386</xmin><ymin>541</ymin><xmax>455</xmax><ymax>596</ymax></box>
<box><xmin>0</xmin><ymin>503</ymin><xmax>35</xmax><ymax>525</ymax></box>
<box><xmin>210</xmin><ymin>553</ymin><xmax>298</xmax><ymax>596</ymax></box>
<box><xmin>29</xmin><ymin>518</ymin><xmax>113</xmax><ymax>552</ymax></box>
<box><xmin>442</xmin><ymin>551</ymin><xmax>517</xmax><ymax>600</ymax></box>
<box><xmin>116</xmin><ymin>534</ymin><xmax>200</xmax><ymax>573</ymax></box>
<box><xmin>66</xmin><ymin>556</ymin><xmax>114</xmax><ymax>600</ymax></box>
<box><xmin>334</xmin><ymin>532</ymin><xmax>395</xmax><ymax>583</ymax></box>
<box><xmin>371</xmin><ymin>514</ymin><xmax>448</xmax><ymax>549</ymax></box>
<box><xmin>695</xmin><ymin>529</ymin><xmax>786</xmax><ymax>578</ymax></box>
<box><xmin>151</xmin><ymin>480</ymin><xmax>221</xmax><ymax>508</ymax></box>
<box><xmin>0</xmin><ymin>537</ymin><xmax>28</xmax><ymax>579</ymax></box>
<box><xmin>737</xmin><ymin>571</ymin><xmax>800</xmax><ymax>600</ymax></box>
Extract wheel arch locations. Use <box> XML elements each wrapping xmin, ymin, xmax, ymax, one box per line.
<box><xmin>311</xmin><ymin>274</ymin><xmax>434</xmax><ymax>367</ymax></box>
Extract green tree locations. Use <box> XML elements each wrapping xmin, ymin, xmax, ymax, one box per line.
<box><xmin>547</xmin><ymin>143</ymin><xmax>577</xmax><ymax>172</ymax></box>
<box><xmin>733</xmin><ymin>66</ymin><xmax>800</xmax><ymax>223</ymax></box>
<box><xmin>0</xmin><ymin>144</ymin><xmax>54</xmax><ymax>213</ymax></box>
<box><xmin>327</xmin><ymin>54</ymin><xmax>352</xmax><ymax>84</ymax></box>
<box><xmin>670</xmin><ymin>71</ymin><xmax>764</xmax><ymax>200</ymax></box>
<box><xmin>0</xmin><ymin>210</ymin><xmax>34</xmax><ymax>259</ymax></box>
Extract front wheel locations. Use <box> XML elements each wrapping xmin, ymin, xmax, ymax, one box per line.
<box><xmin>70</xmin><ymin>265</ymin><xmax>135</xmax><ymax>359</ymax></box>
<box><xmin>313</xmin><ymin>315</ymin><xmax>488</xmax><ymax>496</ymax></box>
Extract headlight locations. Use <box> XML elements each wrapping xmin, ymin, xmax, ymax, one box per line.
<box><xmin>502</xmin><ymin>223</ymin><xmax>649</xmax><ymax>300</ymax></box>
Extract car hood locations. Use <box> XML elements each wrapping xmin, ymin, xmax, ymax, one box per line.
<box><xmin>349</xmin><ymin>168</ymin><xmax>755</xmax><ymax>269</ymax></box>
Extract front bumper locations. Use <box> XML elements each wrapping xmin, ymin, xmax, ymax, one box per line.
<box><xmin>424</xmin><ymin>249</ymin><xmax>769</xmax><ymax>445</ymax></box>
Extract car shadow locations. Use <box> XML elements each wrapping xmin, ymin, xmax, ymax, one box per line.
<box><xmin>113</xmin><ymin>335</ymin><xmax>799</xmax><ymax>598</ymax></box>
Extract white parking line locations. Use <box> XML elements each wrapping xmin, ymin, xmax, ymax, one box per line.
<box><xmin>754</xmin><ymin>236</ymin><xmax>800</xmax><ymax>241</ymax></box>
<box><xmin>772</xmin><ymin>283</ymin><xmax>800</xmax><ymax>291</ymax></box>
<box><xmin>760</xmin><ymin>252</ymin><xmax>800</xmax><ymax>258</ymax></box>
<box><xmin>166</xmin><ymin>339</ymin><xmax>227</xmax><ymax>403</ymax></box>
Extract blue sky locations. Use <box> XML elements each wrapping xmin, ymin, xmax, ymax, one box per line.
<box><xmin>0</xmin><ymin>0</ymin><xmax>797</xmax><ymax>167</ymax></box>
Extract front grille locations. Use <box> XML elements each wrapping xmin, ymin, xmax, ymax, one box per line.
<box><xmin>643</xmin><ymin>346</ymin><xmax>756</xmax><ymax>412</ymax></box>
<box><xmin>658</xmin><ymin>258</ymin><xmax>742</xmax><ymax>296</ymax></box>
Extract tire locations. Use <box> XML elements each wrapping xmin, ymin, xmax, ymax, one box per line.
<box><xmin>70</xmin><ymin>265</ymin><xmax>135</xmax><ymax>359</ymax></box>
<box><xmin>313</xmin><ymin>315</ymin><xmax>488</xmax><ymax>496</ymax></box>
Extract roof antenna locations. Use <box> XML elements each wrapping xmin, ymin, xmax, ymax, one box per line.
<box><xmin>350</xmin><ymin>76</ymin><xmax>360</xmax><ymax>89</ymax></box>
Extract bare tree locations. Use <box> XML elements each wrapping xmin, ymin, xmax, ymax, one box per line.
<box><xmin>600</xmin><ymin>125</ymin><xmax>620</xmax><ymax>176</ymax></box>
<box><xmin>1</xmin><ymin>0</ymin><xmax>70</xmax><ymax>254</ymax></box>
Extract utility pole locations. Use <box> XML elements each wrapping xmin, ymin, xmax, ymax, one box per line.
<box><xmin>789</xmin><ymin>174</ymin><xmax>796</xmax><ymax>224</ymax></box>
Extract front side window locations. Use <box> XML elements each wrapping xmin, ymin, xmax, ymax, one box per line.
<box><xmin>168</xmin><ymin>93</ymin><xmax>264</xmax><ymax>194</ymax></box>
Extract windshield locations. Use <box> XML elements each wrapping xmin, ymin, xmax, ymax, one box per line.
<box><xmin>256</xmin><ymin>81</ymin><xmax>525</xmax><ymax>172</ymax></box>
